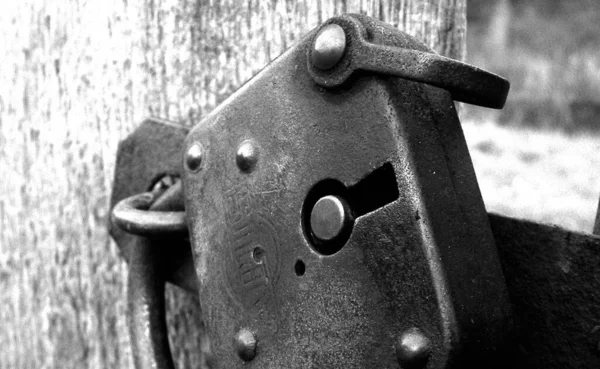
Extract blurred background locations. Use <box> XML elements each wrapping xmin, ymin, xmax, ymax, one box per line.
<box><xmin>462</xmin><ymin>0</ymin><xmax>600</xmax><ymax>232</ymax></box>
<box><xmin>467</xmin><ymin>0</ymin><xmax>600</xmax><ymax>132</ymax></box>
<box><xmin>0</xmin><ymin>0</ymin><xmax>598</xmax><ymax>368</ymax></box>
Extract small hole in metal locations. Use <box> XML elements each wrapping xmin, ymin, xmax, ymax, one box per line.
<box><xmin>295</xmin><ymin>260</ymin><xmax>306</xmax><ymax>276</ymax></box>
<box><xmin>252</xmin><ymin>247</ymin><xmax>264</xmax><ymax>263</ymax></box>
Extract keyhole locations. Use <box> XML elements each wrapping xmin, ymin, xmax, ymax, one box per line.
<box><xmin>302</xmin><ymin>162</ymin><xmax>399</xmax><ymax>255</ymax></box>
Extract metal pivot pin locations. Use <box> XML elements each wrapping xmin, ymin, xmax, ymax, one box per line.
<box><xmin>311</xmin><ymin>23</ymin><xmax>346</xmax><ymax>70</ymax></box>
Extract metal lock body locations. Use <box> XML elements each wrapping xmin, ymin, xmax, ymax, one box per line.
<box><xmin>181</xmin><ymin>14</ymin><xmax>511</xmax><ymax>368</ymax></box>
<box><xmin>110</xmin><ymin>16</ymin><xmax>600</xmax><ymax>367</ymax></box>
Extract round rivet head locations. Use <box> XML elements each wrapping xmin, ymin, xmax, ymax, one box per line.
<box><xmin>236</xmin><ymin>140</ymin><xmax>259</xmax><ymax>172</ymax></box>
<box><xmin>395</xmin><ymin>328</ymin><xmax>431</xmax><ymax>368</ymax></box>
<box><xmin>310</xmin><ymin>195</ymin><xmax>348</xmax><ymax>242</ymax></box>
<box><xmin>311</xmin><ymin>23</ymin><xmax>346</xmax><ymax>70</ymax></box>
<box><xmin>186</xmin><ymin>143</ymin><xmax>204</xmax><ymax>172</ymax></box>
<box><xmin>234</xmin><ymin>328</ymin><xmax>257</xmax><ymax>362</ymax></box>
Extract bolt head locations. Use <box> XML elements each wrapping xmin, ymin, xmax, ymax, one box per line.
<box><xmin>311</xmin><ymin>23</ymin><xmax>346</xmax><ymax>70</ymax></box>
<box><xmin>234</xmin><ymin>328</ymin><xmax>257</xmax><ymax>361</ymax></box>
<box><xmin>186</xmin><ymin>143</ymin><xmax>204</xmax><ymax>172</ymax></box>
<box><xmin>310</xmin><ymin>195</ymin><xmax>348</xmax><ymax>242</ymax></box>
<box><xmin>236</xmin><ymin>140</ymin><xmax>259</xmax><ymax>172</ymax></box>
<box><xmin>395</xmin><ymin>328</ymin><xmax>431</xmax><ymax>368</ymax></box>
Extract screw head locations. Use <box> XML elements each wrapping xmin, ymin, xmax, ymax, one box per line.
<box><xmin>311</xmin><ymin>23</ymin><xmax>346</xmax><ymax>70</ymax></box>
<box><xmin>236</xmin><ymin>140</ymin><xmax>259</xmax><ymax>172</ymax></box>
<box><xmin>234</xmin><ymin>328</ymin><xmax>257</xmax><ymax>362</ymax></box>
<box><xmin>310</xmin><ymin>195</ymin><xmax>348</xmax><ymax>242</ymax></box>
<box><xmin>395</xmin><ymin>328</ymin><xmax>431</xmax><ymax>368</ymax></box>
<box><xmin>186</xmin><ymin>143</ymin><xmax>204</xmax><ymax>172</ymax></box>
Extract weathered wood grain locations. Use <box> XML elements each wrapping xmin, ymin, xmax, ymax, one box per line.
<box><xmin>0</xmin><ymin>1</ymin><xmax>465</xmax><ymax>368</ymax></box>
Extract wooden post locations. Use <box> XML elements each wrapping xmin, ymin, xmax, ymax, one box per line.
<box><xmin>0</xmin><ymin>1</ymin><xmax>465</xmax><ymax>367</ymax></box>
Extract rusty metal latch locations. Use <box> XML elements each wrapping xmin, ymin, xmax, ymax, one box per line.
<box><xmin>307</xmin><ymin>15</ymin><xmax>509</xmax><ymax>108</ymax></box>
<box><xmin>109</xmin><ymin>13</ymin><xmax>525</xmax><ymax>369</ymax></box>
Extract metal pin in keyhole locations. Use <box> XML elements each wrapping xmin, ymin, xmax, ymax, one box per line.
<box><xmin>310</xmin><ymin>195</ymin><xmax>350</xmax><ymax>242</ymax></box>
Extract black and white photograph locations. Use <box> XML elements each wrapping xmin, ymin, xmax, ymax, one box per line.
<box><xmin>1</xmin><ymin>1</ymin><xmax>599</xmax><ymax>368</ymax></box>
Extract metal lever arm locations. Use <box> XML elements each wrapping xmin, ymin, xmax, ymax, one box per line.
<box><xmin>355</xmin><ymin>42</ymin><xmax>510</xmax><ymax>109</ymax></box>
<box><xmin>308</xmin><ymin>14</ymin><xmax>510</xmax><ymax>109</ymax></box>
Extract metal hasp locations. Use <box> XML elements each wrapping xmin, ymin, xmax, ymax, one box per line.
<box><xmin>182</xmin><ymin>14</ymin><xmax>511</xmax><ymax>368</ymax></box>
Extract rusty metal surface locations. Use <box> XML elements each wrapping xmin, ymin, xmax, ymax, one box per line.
<box><xmin>182</xmin><ymin>14</ymin><xmax>511</xmax><ymax>368</ymax></box>
<box><xmin>488</xmin><ymin>213</ymin><xmax>600</xmax><ymax>369</ymax></box>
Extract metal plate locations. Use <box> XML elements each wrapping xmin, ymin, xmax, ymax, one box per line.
<box><xmin>183</xmin><ymin>15</ymin><xmax>511</xmax><ymax>368</ymax></box>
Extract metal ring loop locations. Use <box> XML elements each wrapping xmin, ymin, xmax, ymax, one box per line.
<box><xmin>111</xmin><ymin>192</ymin><xmax>187</xmax><ymax>236</ymax></box>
